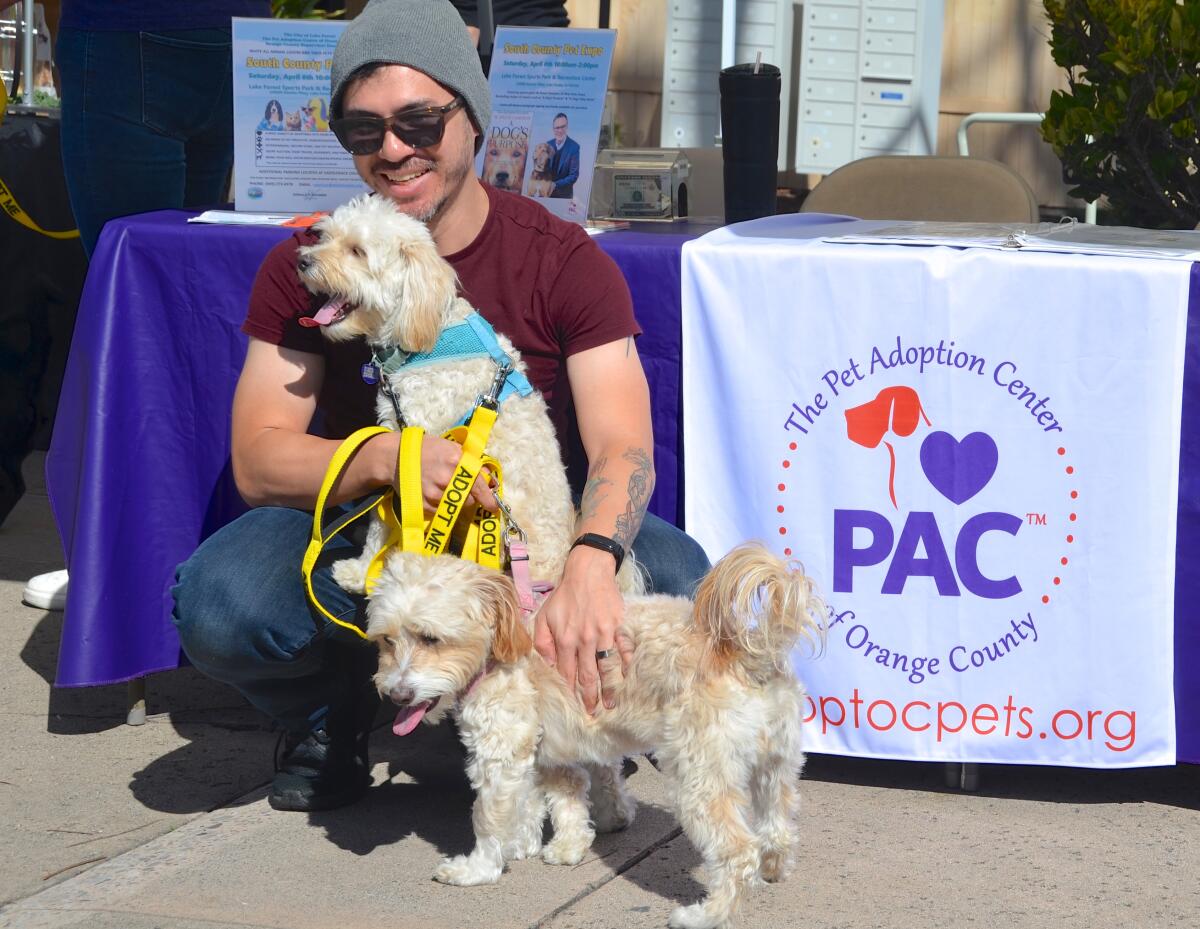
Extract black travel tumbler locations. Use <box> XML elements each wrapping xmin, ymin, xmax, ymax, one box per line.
<box><xmin>719</xmin><ymin>62</ymin><xmax>781</xmax><ymax>225</ymax></box>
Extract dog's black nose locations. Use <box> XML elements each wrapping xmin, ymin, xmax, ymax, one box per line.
<box><xmin>495</xmin><ymin>173</ymin><xmax>508</xmax><ymax>185</ymax></box>
<box><xmin>389</xmin><ymin>684</ymin><xmax>416</xmax><ymax>705</ymax></box>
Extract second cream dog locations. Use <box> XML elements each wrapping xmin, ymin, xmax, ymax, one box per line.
<box><xmin>367</xmin><ymin>542</ymin><xmax>822</xmax><ymax>929</ymax></box>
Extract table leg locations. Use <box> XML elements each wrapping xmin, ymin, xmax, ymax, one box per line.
<box><xmin>126</xmin><ymin>677</ymin><xmax>147</xmax><ymax>726</ymax></box>
<box><xmin>943</xmin><ymin>762</ymin><xmax>981</xmax><ymax>792</ymax></box>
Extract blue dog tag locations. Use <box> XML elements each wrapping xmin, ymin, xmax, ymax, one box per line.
<box><xmin>361</xmin><ymin>363</ymin><xmax>379</xmax><ymax>385</ymax></box>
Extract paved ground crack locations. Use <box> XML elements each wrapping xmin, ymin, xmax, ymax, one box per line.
<box><xmin>529</xmin><ymin>826</ymin><xmax>684</xmax><ymax>928</ymax></box>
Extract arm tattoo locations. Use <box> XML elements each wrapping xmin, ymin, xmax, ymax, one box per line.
<box><xmin>625</xmin><ymin>336</ymin><xmax>633</xmax><ymax>357</ymax></box>
<box><xmin>613</xmin><ymin>447</ymin><xmax>655</xmax><ymax>552</ymax></box>
<box><xmin>580</xmin><ymin>455</ymin><xmax>612</xmax><ymax>523</ymax></box>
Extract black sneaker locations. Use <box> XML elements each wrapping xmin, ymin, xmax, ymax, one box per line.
<box><xmin>268</xmin><ymin>640</ymin><xmax>381</xmax><ymax>812</ymax></box>
<box><xmin>269</xmin><ymin>723</ymin><xmax>371</xmax><ymax>812</ymax></box>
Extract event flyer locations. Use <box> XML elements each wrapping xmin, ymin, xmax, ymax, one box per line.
<box><xmin>231</xmin><ymin>18</ymin><xmax>367</xmax><ymax>213</ymax></box>
<box><xmin>477</xmin><ymin>27</ymin><xmax>615</xmax><ymax>223</ymax></box>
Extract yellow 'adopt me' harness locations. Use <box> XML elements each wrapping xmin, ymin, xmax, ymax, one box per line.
<box><xmin>301</xmin><ymin>314</ymin><xmax>534</xmax><ymax>640</ymax></box>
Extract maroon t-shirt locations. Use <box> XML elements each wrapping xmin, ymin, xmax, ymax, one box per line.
<box><xmin>242</xmin><ymin>184</ymin><xmax>640</xmax><ymax>441</ymax></box>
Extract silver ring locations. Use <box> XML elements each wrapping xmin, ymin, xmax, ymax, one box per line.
<box><xmin>595</xmin><ymin>648</ymin><xmax>614</xmax><ymax>661</ymax></box>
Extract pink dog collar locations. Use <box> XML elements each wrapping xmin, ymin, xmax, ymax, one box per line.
<box><xmin>508</xmin><ymin>540</ymin><xmax>553</xmax><ymax>617</ymax></box>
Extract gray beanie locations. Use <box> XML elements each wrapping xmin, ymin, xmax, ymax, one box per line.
<box><xmin>330</xmin><ymin>0</ymin><xmax>491</xmax><ymax>140</ymax></box>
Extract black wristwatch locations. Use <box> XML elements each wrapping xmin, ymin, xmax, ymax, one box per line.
<box><xmin>571</xmin><ymin>532</ymin><xmax>625</xmax><ymax>573</ymax></box>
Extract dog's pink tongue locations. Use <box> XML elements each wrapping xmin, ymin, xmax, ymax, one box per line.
<box><xmin>392</xmin><ymin>700</ymin><xmax>434</xmax><ymax>737</ymax></box>
<box><xmin>299</xmin><ymin>296</ymin><xmax>348</xmax><ymax>328</ymax></box>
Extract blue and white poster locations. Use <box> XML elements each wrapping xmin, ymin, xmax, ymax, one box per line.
<box><xmin>477</xmin><ymin>27</ymin><xmax>615</xmax><ymax>223</ymax></box>
<box><xmin>232</xmin><ymin>17</ymin><xmax>367</xmax><ymax>213</ymax></box>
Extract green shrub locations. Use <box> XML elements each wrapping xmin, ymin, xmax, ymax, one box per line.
<box><xmin>272</xmin><ymin>0</ymin><xmax>343</xmax><ymax>18</ymax></box>
<box><xmin>1041</xmin><ymin>0</ymin><xmax>1199</xmax><ymax>229</ymax></box>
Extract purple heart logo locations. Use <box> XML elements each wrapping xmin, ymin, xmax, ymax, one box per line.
<box><xmin>919</xmin><ymin>431</ymin><xmax>998</xmax><ymax>504</ymax></box>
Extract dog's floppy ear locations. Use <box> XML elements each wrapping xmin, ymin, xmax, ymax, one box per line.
<box><xmin>478</xmin><ymin>570</ymin><xmax>531</xmax><ymax>664</ymax></box>
<box><xmin>391</xmin><ymin>239</ymin><xmax>458</xmax><ymax>353</ymax></box>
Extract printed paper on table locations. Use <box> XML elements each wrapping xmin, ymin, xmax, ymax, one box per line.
<box><xmin>232</xmin><ymin>18</ymin><xmax>368</xmax><ymax>213</ymax></box>
<box><xmin>477</xmin><ymin>26</ymin><xmax>615</xmax><ymax>224</ymax></box>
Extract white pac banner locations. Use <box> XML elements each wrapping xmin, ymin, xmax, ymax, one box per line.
<box><xmin>682</xmin><ymin>215</ymin><xmax>1192</xmax><ymax>767</ymax></box>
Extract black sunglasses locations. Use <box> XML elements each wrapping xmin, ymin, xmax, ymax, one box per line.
<box><xmin>330</xmin><ymin>97</ymin><xmax>464</xmax><ymax>155</ymax></box>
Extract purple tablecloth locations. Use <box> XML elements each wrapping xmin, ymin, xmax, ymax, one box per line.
<box><xmin>44</xmin><ymin>211</ymin><xmax>1200</xmax><ymax>764</ymax></box>
<box><xmin>45</xmin><ymin>211</ymin><xmax>710</xmax><ymax>689</ymax></box>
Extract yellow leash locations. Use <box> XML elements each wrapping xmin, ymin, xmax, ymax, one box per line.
<box><xmin>422</xmin><ymin>405</ymin><xmax>498</xmax><ymax>556</ymax></box>
<box><xmin>301</xmin><ymin>427</ymin><xmax>391</xmax><ymax>639</ymax></box>
<box><xmin>0</xmin><ymin>177</ymin><xmax>81</xmax><ymax>240</ymax></box>
<box><xmin>302</xmin><ymin>408</ymin><xmax>506</xmax><ymax>639</ymax></box>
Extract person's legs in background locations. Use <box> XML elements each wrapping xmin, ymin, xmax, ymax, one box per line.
<box><xmin>184</xmin><ymin>111</ymin><xmax>236</xmax><ymax>209</ymax></box>
<box><xmin>166</xmin><ymin>31</ymin><xmax>237</xmax><ymax>209</ymax></box>
<box><xmin>57</xmin><ymin>26</ymin><xmax>236</xmax><ymax>256</ymax></box>
<box><xmin>172</xmin><ymin>506</ymin><xmax>380</xmax><ymax>812</ymax></box>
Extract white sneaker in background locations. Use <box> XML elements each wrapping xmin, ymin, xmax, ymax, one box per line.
<box><xmin>22</xmin><ymin>569</ymin><xmax>69</xmax><ymax>611</ymax></box>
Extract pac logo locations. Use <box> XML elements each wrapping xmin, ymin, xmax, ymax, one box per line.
<box><xmin>776</xmin><ymin>336</ymin><xmax>1080</xmax><ymax>678</ymax></box>
<box><xmin>834</xmin><ymin>386</ymin><xmax>1020</xmax><ymax>600</ymax></box>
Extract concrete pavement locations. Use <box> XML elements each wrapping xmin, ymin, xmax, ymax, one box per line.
<box><xmin>3</xmin><ymin>453</ymin><xmax>1200</xmax><ymax>929</ymax></box>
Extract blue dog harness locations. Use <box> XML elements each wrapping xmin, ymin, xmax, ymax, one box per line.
<box><xmin>361</xmin><ymin>312</ymin><xmax>534</xmax><ymax>425</ymax></box>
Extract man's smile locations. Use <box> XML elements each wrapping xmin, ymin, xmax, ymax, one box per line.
<box><xmin>377</xmin><ymin>161</ymin><xmax>434</xmax><ymax>187</ymax></box>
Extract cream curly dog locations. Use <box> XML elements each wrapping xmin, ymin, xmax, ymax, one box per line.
<box><xmin>367</xmin><ymin>542</ymin><xmax>821</xmax><ymax>929</ymax></box>
<box><xmin>296</xmin><ymin>193</ymin><xmax>646</xmax><ymax>594</ymax></box>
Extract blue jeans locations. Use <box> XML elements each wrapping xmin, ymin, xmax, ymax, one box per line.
<box><xmin>172</xmin><ymin>507</ymin><xmax>711</xmax><ymax>731</ymax></box>
<box><xmin>57</xmin><ymin>27</ymin><xmax>235</xmax><ymax>257</ymax></box>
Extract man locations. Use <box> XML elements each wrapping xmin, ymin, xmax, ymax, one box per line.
<box><xmin>546</xmin><ymin>112</ymin><xmax>579</xmax><ymax>199</ymax></box>
<box><xmin>172</xmin><ymin>0</ymin><xmax>709</xmax><ymax>813</ymax></box>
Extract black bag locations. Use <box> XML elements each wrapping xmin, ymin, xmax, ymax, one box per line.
<box><xmin>0</xmin><ymin>111</ymin><xmax>86</xmax><ymax>525</ymax></box>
